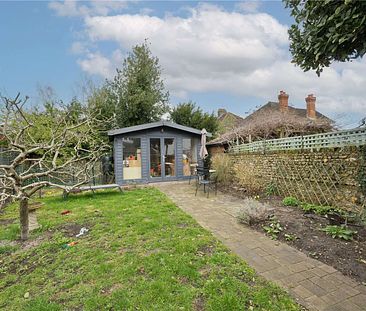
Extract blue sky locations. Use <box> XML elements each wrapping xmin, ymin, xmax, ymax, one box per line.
<box><xmin>1</xmin><ymin>1</ymin><xmax>365</xmax><ymax>128</ymax></box>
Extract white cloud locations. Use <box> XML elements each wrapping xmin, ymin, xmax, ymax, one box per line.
<box><xmin>49</xmin><ymin>1</ymin><xmax>83</xmax><ymax>17</ymax></box>
<box><xmin>68</xmin><ymin>4</ymin><xmax>365</xmax><ymax>121</ymax></box>
<box><xmin>78</xmin><ymin>52</ymin><xmax>114</xmax><ymax>77</ymax></box>
<box><xmin>49</xmin><ymin>0</ymin><xmax>128</xmax><ymax>17</ymax></box>
<box><xmin>139</xmin><ymin>7</ymin><xmax>154</xmax><ymax>16</ymax></box>
<box><xmin>235</xmin><ymin>1</ymin><xmax>261</xmax><ymax>13</ymax></box>
<box><xmin>77</xmin><ymin>49</ymin><xmax>124</xmax><ymax>78</ymax></box>
<box><xmin>69</xmin><ymin>41</ymin><xmax>88</xmax><ymax>54</ymax></box>
<box><xmin>82</xmin><ymin>5</ymin><xmax>289</xmax><ymax>94</ymax></box>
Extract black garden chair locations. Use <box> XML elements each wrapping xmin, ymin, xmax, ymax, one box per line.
<box><xmin>188</xmin><ymin>164</ymin><xmax>198</xmax><ymax>184</ymax></box>
<box><xmin>194</xmin><ymin>166</ymin><xmax>217</xmax><ymax>198</ymax></box>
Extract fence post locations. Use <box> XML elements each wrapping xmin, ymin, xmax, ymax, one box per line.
<box><xmin>92</xmin><ymin>166</ymin><xmax>96</xmax><ymax>186</ymax></box>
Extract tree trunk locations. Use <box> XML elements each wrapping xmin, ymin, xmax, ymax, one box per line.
<box><xmin>19</xmin><ymin>197</ymin><xmax>29</xmax><ymax>240</ymax></box>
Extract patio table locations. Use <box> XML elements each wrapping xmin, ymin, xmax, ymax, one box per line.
<box><xmin>195</xmin><ymin>167</ymin><xmax>217</xmax><ymax>198</ymax></box>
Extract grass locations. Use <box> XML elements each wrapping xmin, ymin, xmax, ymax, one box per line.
<box><xmin>0</xmin><ymin>188</ymin><xmax>300</xmax><ymax>310</ymax></box>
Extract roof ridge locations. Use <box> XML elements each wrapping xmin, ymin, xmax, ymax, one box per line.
<box><xmin>108</xmin><ymin>121</ymin><xmax>212</xmax><ymax>137</ymax></box>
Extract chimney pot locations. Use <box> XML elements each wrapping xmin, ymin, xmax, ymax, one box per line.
<box><xmin>278</xmin><ymin>90</ymin><xmax>289</xmax><ymax>113</ymax></box>
<box><xmin>306</xmin><ymin>94</ymin><xmax>316</xmax><ymax>119</ymax></box>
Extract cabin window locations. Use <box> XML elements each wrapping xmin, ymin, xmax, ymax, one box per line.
<box><xmin>182</xmin><ymin>138</ymin><xmax>198</xmax><ymax>176</ymax></box>
<box><xmin>122</xmin><ymin>138</ymin><xmax>142</xmax><ymax>180</ymax></box>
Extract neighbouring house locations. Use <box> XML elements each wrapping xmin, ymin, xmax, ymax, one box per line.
<box><xmin>207</xmin><ymin>91</ymin><xmax>334</xmax><ymax>153</ymax></box>
<box><xmin>217</xmin><ymin>108</ymin><xmax>245</xmax><ymax>134</ymax></box>
<box><xmin>108</xmin><ymin>121</ymin><xmax>211</xmax><ymax>184</ymax></box>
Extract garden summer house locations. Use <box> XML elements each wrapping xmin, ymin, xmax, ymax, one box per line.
<box><xmin>108</xmin><ymin>121</ymin><xmax>211</xmax><ymax>184</ymax></box>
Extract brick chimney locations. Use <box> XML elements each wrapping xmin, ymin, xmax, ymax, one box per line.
<box><xmin>278</xmin><ymin>90</ymin><xmax>289</xmax><ymax>113</ymax></box>
<box><xmin>306</xmin><ymin>94</ymin><xmax>316</xmax><ymax>119</ymax></box>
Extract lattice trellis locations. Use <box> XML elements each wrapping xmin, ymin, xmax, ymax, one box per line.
<box><xmin>272</xmin><ymin>156</ymin><xmax>353</xmax><ymax>209</ymax></box>
<box><xmin>231</xmin><ymin>148</ymin><xmax>364</xmax><ymax>211</ymax></box>
<box><xmin>359</xmin><ymin>146</ymin><xmax>366</xmax><ymax>198</ymax></box>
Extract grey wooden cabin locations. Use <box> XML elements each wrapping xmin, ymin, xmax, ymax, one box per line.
<box><xmin>108</xmin><ymin>121</ymin><xmax>211</xmax><ymax>184</ymax></box>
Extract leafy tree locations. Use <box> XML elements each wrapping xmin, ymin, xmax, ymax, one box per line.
<box><xmin>285</xmin><ymin>0</ymin><xmax>366</xmax><ymax>75</ymax></box>
<box><xmin>66</xmin><ymin>97</ymin><xmax>84</xmax><ymax>124</ymax></box>
<box><xmin>87</xmin><ymin>86</ymin><xmax>117</xmax><ymax>141</ymax></box>
<box><xmin>170</xmin><ymin>101</ymin><xmax>219</xmax><ymax>136</ymax></box>
<box><xmin>88</xmin><ymin>86</ymin><xmax>115</xmax><ymax>122</ymax></box>
<box><xmin>107</xmin><ymin>41</ymin><xmax>169</xmax><ymax>127</ymax></box>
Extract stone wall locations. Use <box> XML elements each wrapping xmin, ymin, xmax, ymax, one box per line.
<box><xmin>227</xmin><ymin>146</ymin><xmax>366</xmax><ymax>211</ymax></box>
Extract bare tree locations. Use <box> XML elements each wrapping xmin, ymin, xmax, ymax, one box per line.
<box><xmin>0</xmin><ymin>93</ymin><xmax>110</xmax><ymax>240</ymax></box>
<box><xmin>359</xmin><ymin>117</ymin><xmax>366</xmax><ymax>128</ymax></box>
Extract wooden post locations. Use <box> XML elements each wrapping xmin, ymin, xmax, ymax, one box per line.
<box><xmin>92</xmin><ymin>166</ymin><xmax>96</xmax><ymax>186</ymax></box>
<box><xmin>19</xmin><ymin>197</ymin><xmax>29</xmax><ymax>241</ymax></box>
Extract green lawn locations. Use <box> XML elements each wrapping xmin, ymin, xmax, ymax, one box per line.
<box><xmin>0</xmin><ymin>188</ymin><xmax>300</xmax><ymax>310</ymax></box>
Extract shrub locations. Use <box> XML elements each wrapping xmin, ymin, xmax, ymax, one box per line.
<box><xmin>211</xmin><ymin>154</ymin><xmax>232</xmax><ymax>185</ymax></box>
<box><xmin>300</xmin><ymin>203</ymin><xmax>334</xmax><ymax>215</ymax></box>
<box><xmin>282</xmin><ymin>197</ymin><xmax>299</xmax><ymax>207</ymax></box>
<box><xmin>299</xmin><ymin>203</ymin><xmax>355</xmax><ymax>224</ymax></box>
<box><xmin>321</xmin><ymin>225</ymin><xmax>356</xmax><ymax>240</ymax></box>
<box><xmin>263</xmin><ymin>218</ymin><xmax>283</xmax><ymax>240</ymax></box>
<box><xmin>236</xmin><ymin>199</ymin><xmax>274</xmax><ymax>226</ymax></box>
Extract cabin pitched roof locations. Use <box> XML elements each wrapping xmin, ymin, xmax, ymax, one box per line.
<box><xmin>108</xmin><ymin>121</ymin><xmax>212</xmax><ymax>137</ymax></box>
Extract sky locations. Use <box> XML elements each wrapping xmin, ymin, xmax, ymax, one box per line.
<box><xmin>0</xmin><ymin>0</ymin><xmax>365</xmax><ymax>128</ymax></box>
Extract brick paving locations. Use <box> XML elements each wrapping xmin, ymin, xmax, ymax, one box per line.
<box><xmin>155</xmin><ymin>181</ymin><xmax>366</xmax><ymax>311</ymax></box>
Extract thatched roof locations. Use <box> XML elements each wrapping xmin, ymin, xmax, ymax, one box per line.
<box><xmin>208</xmin><ymin>101</ymin><xmax>334</xmax><ymax>146</ymax></box>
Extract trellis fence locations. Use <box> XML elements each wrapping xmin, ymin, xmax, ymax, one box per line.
<box><xmin>0</xmin><ymin>150</ymin><xmax>114</xmax><ymax>188</ymax></box>
<box><xmin>230</xmin><ymin>127</ymin><xmax>366</xmax><ymax>153</ymax></box>
<box><xmin>1</xmin><ymin>157</ymin><xmax>115</xmax><ymax>209</ymax></box>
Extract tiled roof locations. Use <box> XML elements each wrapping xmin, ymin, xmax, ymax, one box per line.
<box><xmin>208</xmin><ymin>101</ymin><xmax>334</xmax><ymax>146</ymax></box>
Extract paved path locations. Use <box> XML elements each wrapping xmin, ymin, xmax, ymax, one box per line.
<box><xmin>155</xmin><ymin>182</ymin><xmax>366</xmax><ymax>311</ymax></box>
